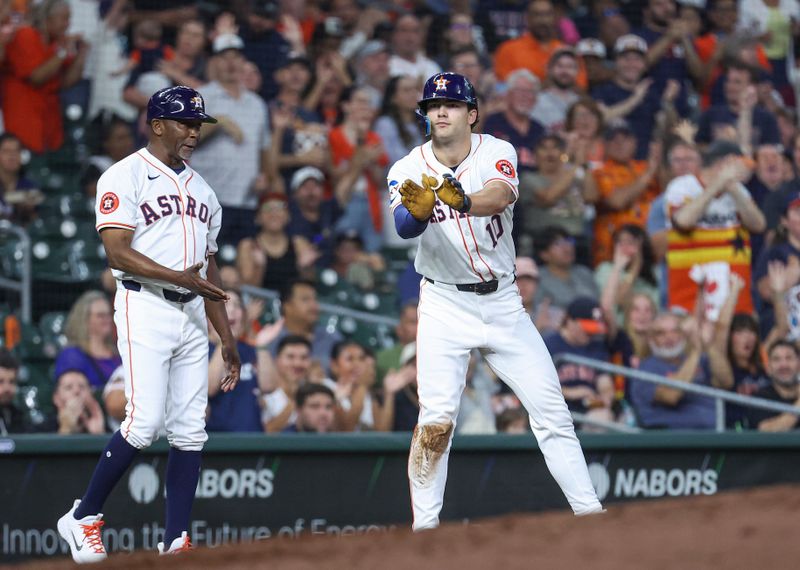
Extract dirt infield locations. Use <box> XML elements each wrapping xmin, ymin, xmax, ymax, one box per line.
<box><xmin>18</xmin><ymin>484</ymin><xmax>800</xmax><ymax>570</ymax></box>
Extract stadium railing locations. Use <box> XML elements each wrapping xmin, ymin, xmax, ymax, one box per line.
<box><xmin>0</xmin><ymin>220</ymin><xmax>31</xmax><ymax>323</ymax></box>
<box><xmin>240</xmin><ymin>283</ymin><xmax>399</xmax><ymax>327</ymax></box>
<box><xmin>555</xmin><ymin>353</ymin><xmax>800</xmax><ymax>432</ymax></box>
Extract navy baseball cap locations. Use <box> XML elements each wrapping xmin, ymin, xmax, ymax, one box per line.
<box><xmin>702</xmin><ymin>140</ymin><xmax>743</xmax><ymax>167</ymax></box>
<box><xmin>146</xmin><ymin>86</ymin><xmax>217</xmax><ymax>124</ymax></box>
<box><xmin>604</xmin><ymin>119</ymin><xmax>635</xmax><ymax>140</ymax></box>
<box><xmin>567</xmin><ymin>297</ymin><xmax>607</xmax><ymax>335</ymax></box>
<box><xmin>784</xmin><ymin>190</ymin><xmax>800</xmax><ymax>212</ymax></box>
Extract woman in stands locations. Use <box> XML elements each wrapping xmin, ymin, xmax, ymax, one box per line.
<box><xmin>54</xmin><ymin>291</ymin><xmax>121</xmax><ymax>391</ymax></box>
<box><xmin>374</xmin><ymin>74</ymin><xmax>424</xmax><ymax>166</ymax></box>
<box><xmin>623</xmin><ymin>292</ymin><xmax>657</xmax><ymax>364</ymax></box>
<box><xmin>0</xmin><ymin>133</ymin><xmax>43</xmax><ymax>225</ymax></box>
<box><xmin>596</xmin><ymin>224</ymin><xmax>660</xmax><ymax>328</ymax></box>
<box><xmin>564</xmin><ymin>97</ymin><xmax>605</xmax><ymax>169</ymax></box>
<box><xmin>237</xmin><ymin>193</ymin><xmax>302</xmax><ymax>291</ymax></box>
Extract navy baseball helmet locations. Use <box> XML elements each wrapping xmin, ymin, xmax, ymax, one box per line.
<box><xmin>417</xmin><ymin>72</ymin><xmax>478</xmax><ymax>115</ymax></box>
<box><xmin>146</xmin><ymin>86</ymin><xmax>218</xmax><ymax>124</ymax></box>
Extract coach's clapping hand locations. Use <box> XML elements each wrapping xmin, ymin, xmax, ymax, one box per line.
<box><xmin>177</xmin><ymin>263</ymin><xmax>228</xmax><ymax>301</ymax></box>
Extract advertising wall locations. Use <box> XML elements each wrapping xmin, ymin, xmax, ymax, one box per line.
<box><xmin>2</xmin><ymin>433</ymin><xmax>800</xmax><ymax>561</ymax></box>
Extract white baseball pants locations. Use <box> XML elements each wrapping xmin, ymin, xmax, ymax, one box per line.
<box><xmin>411</xmin><ymin>276</ymin><xmax>603</xmax><ymax>530</ymax></box>
<box><xmin>115</xmin><ymin>283</ymin><xmax>209</xmax><ymax>452</ymax></box>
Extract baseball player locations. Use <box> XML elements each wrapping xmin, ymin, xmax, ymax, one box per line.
<box><xmin>388</xmin><ymin>72</ymin><xmax>604</xmax><ymax>530</ymax></box>
<box><xmin>57</xmin><ymin>86</ymin><xmax>241</xmax><ymax>562</ymax></box>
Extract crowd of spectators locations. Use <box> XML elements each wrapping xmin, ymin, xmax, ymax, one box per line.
<box><xmin>3</xmin><ymin>0</ymin><xmax>800</xmax><ymax>434</ymax></box>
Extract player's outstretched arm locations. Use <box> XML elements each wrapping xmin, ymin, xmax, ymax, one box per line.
<box><xmin>462</xmin><ymin>181</ymin><xmax>515</xmax><ymax>217</ymax></box>
<box><xmin>205</xmin><ymin>255</ymin><xmax>241</xmax><ymax>393</ymax></box>
<box><xmin>100</xmin><ymin>228</ymin><xmax>227</xmax><ymax>301</ymax></box>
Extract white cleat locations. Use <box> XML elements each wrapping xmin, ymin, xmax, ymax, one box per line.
<box><xmin>57</xmin><ymin>500</ymin><xmax>108</xmax><ymax>564</ymax></box>
<box><xmin>157</xmin><ymin>531</ymin><xmax>192</xmax><ymax>555</ymax></box>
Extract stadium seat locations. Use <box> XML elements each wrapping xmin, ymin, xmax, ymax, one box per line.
<box><xmin>72</xmin><ymin>220</ymin><xmax>102</xmax><ymax>244</ymax></box>
<box><xmin>0</xmin><ymin>238</ymin><xmax>25</xmax><ymax>280</ymax></box>
<box><xmin>67</xmin><ymin>239</ymin><xmax>107</xmax><ymax>281</ymax></box>
<box><xmin>28</xmin><ymin>217</ymin><xmax>69</xmax><ymax>241</ymax></box>
<box><xmin>39</xmin><ymin>311</ymin><xmax>68</xmax><ymax>356</ymax></box>
<box><xmin>14</xmin><ymin>323</ymin><xmax>47</xmax><ymax>361</ymax></box>
<box><xmin>381</xmin><ymin>245</ymin><xmax>415</xmax><ymax>271</ymax></box>
<box><xmin>340</xmin><ymin>319</ymin><xmax>383</xmax><ymax>349</ymax></box>
<box><xmin>39</xmin><ymin>193</ymin><xmax>93</xmax><ymax>220</ymax></box>
<box><xmin>31</xmin><ymin>240</ymin><xmax>74</xmax><ymax>281</ymax></box>
<box><xmin>359</xmin><ymin>292</ymin><xmax>397</xmax><ymax>315</ymax></box>
<box><xmin>15</xmin><ymin>383</ymin><xmax>49</xmax><ymax>425</ymax></box>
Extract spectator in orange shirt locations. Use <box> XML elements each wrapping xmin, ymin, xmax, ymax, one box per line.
<box><xmin>494</xmin><ymin>0</ymin><xmax>588</xmax><ymax>89</ymax></box>
<box><xmin>694</xmin><ymin>0</ymin><xmax>771</xmax><ymax>110</ymax></box>
<box><xmin>329</xmin><ymin>86</ymin><xmax>388</xmax><ymax>256</ymax></box>
<box><xmin>592</xmin><ymin>120</ymin><xmax>661</xmax><ymax>266</ymax></box>
<box><xmin>1</xmin><ymin>0</ymin><xmax>89</xmax><ymax>154</ymax></box>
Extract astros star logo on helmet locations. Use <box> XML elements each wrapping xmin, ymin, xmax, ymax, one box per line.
<box><xmin>434</xmin><ymin>76</ymin><xmax>450</xmax><ymax>91</ymax></box>
<box><xmin>190</xmin><ymin>96</ymin><xmax>203</xmax><ymax>110</ymax></box>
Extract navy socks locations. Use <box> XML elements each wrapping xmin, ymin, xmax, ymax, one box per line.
<box><xmin>72</xmin><ymin>431</ymin><xmax>201</xmax><ymax>545</ymax></box>
<box><xmin>163</xmin><ymin>447</ymin><xmax>202</xmax><ymax>545</ymax></box>
<box><xmin>74</xmin><ymin>431</ymin><xmax>139</xmax><ymax>519</ymax></box>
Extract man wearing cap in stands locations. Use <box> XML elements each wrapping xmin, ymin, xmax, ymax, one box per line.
<box><xmin>287</xmin><ymin>166</ymin><xmax>341</xmax><ymax>268</ymax></box>
<box><xmin>576</xmin><ymin>38</ymin><xmax>613</xmax><ymax>88</ymax></box>
<box><xmin>592</xmin><ymin>33</ymin><xmax>680</xmax><ymax>159</ymax></box>
<box><xmin>543</xmin><ymin>297</ymin><xmax>616</xmax><ymax>424</ymax></box>
<box><xmin>190</xmin><ymin>33</ymin><xmax>274</xmax><ymax>246</ymax></box>
<box><xmin>634</xmin><ymin>0</ymin><xmax>702</xmax><ymax>115</ymax></box>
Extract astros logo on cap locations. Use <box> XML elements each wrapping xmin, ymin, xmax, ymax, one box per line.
<box><xmin>434</xmin><ymin>76</ymin><xmax>450</xmax><ymax>91</ymax></box>
<box><xmin>190</xmin><ymin>96</ymin><xmax>203</xmax><ymax>110</ymax></box>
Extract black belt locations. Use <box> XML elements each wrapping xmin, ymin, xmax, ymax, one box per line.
<box><xmin>122</xmin><ymin>280</ymin><xmax>197</xmax><ymax>303</ymax></box>
<box><xmin>425</xmin><ymin>277</ymin><xmax>499</xmax><ymax>295</ymax></box>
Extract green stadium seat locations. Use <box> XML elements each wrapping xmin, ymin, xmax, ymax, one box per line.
<box><xmin>359</xmin><ymin>292</ymin><xmax>397</xmax><ymax>316</ymax></box>
<box><xmin>39</xmin><ymin>193</ymin><xmax>93</xmax><ymax>220</ymax></box>
<box><xmin>381</xmin><ymin>246</ymin><xmax>415</xmax><ymax>271</ymax></box>
<box><xmin>341</xmin><ymin>319</ymin><xmax>382</xmax><ymax>350</ymax></box>
<box><xmin>31</xmin><ymin>240</ymin><xmax>74</xmax><ymax>281</ymax></box>
<box><xmin>39</xmin><ymin>311</ymin><xmax>66</xmax><ymax>336</ymax></box>
<box><xmin>69</xmin><ymin>239</ymin><xmax>107</xmax><ymax>280</ymax></box>
<box><xmin>0</xmin><ymin>239</ymin><xmax>25</xmax><ymax>280</ymax></box>
<box><xmin>39</xmin><ymin>311</ymin><xmax>68</xmax><ymax>356</ymax></box>
<box><xmin>72</xmin><ymin>220</ymin><xmax>101</xmax><ymax>244</ymax></box>
<box><xmin>27</xmin><ymin>216</ymin><xmax>78</xmax><ymax>241</ymax></box>
<box><xmin>15</xmin><ymin>384</ymin><xmax>49</xmax><ymax>425</ymax></box>
<box><xmin>14</xmin><ymin>323</ymin><xmax>47</xmax><ymax>361</ymax></box>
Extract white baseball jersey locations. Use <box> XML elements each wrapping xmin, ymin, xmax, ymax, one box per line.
<box><xmin>388</xmin><ymin>133</ymin><xmax>519</xmax><ymax>283</ymax></box>
<box><xmin>664</xmin><ymin>174</ymin><xmax>752</xmax><ymax>231</ymax></box>
<box><xmin>391</xmin><ymin>132</ymin><xmax>602</xmax><ymax>530</ymax></box>
<box><xmin>95</xmin><ymin>147</ymin><xmax>222</xmax><ymax>292</ymax></box>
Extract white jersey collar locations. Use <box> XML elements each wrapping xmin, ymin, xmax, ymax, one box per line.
<box><xmin>138</xmin><ymin>147</ymin><xmax>190</xmax><ymax>181</ymax></box>
<box><xmin>423</xmin><ymin>133</ymin><xmax>482</xmax><ymax>177</ymax></box>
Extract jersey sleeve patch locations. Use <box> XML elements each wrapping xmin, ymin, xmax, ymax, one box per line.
<box><xmin>496</xmin><ymin>160</ymin><xmax>515</xmax><ymax>179</ymax></box>
<box><xmin>99</xmin><ymin>192</ymin><xmax>120</xmax><ymax>214</ymax></box>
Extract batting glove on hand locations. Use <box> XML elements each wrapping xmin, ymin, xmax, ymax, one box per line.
<box><xmin>430</xmin><ymin>172</ymin><xmax>471</xmax><ymax>213</ymax></box>
<box><xmin>399</xmin><ymin>178</ymin><xmax>436</xmax><ymax>222</ymax></box>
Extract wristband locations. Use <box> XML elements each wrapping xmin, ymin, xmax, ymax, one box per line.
<box><xmin>461</xmin><ymin>194</ymin><xmax>472</xmax><ymax>213</ymax></box>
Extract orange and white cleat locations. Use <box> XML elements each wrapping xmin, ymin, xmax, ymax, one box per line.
<box><xmin>57</xmin><ymin>500</ymin><xmax>108</xmax><ymax>564</ymax></box>
<box><xmin>157</xmin><ymin>531</ymin><xmax>193</xmax><ymax>555</ymax></box>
